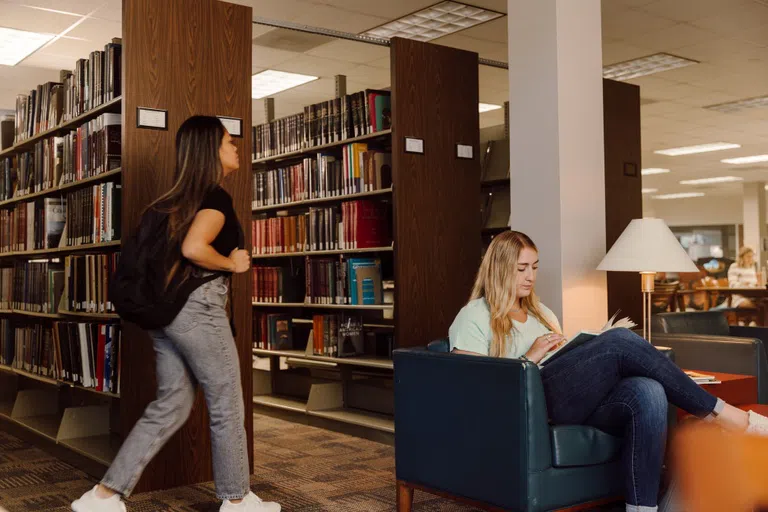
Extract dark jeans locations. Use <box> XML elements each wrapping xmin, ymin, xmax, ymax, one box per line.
<box><xmin>540</xmin><ymin>328</ymin><xmax>719</xmax><ymax>509</ymax></box>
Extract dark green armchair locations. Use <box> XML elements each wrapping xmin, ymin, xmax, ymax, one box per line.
<box><xmin>394</xmin><ymin>340</ymin><xmax>624</xmax><ymax>511</ymax></box>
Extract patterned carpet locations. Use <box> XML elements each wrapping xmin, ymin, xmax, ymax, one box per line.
<box><xmin>0</xmin><ymin>414</ymin><xmax>622</xmax><ymax>512</ymax></box>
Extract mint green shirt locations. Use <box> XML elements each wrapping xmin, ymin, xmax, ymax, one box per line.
<box><xmin>448</xmin><ymin>298</ymin><xmax>561</xmax><ymax>358</ymax></box>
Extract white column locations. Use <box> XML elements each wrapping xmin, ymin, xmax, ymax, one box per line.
<box><xmin>742</xmin><ymin>182</ymin><xmax>767</xmax><ymax>266</ymax></box>
<box><xmin>507</xmin><ymin>0</ymin><xmax>607</xmax><ymax>336</ymax></box>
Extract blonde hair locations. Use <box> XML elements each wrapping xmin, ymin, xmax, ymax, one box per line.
<box><xmin>738</xmin><ymin>246</ymin><xmax>755</xmax><ymax>268</ymax></box>
<box><xmin>470</xmin><ymin>231</ymin><xmax>559</xmax><ymax>357</ymax></box>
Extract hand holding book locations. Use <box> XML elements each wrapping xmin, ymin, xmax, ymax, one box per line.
<box><xmin>538</xmin><ymin>311</ymin><xmax>638</xmax><ymax>365</ymax></box>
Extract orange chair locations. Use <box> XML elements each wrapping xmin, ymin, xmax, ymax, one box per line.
<box><xmin>674</xmin><ymin>423</ymin><xmax>768</xmax><ymax>511</ymax></box>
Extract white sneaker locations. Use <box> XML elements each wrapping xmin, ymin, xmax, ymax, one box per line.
<box><xmin>71</xmin><ymin>485</ymin><xmax>126</xmax><ymax>512</ymax></box>
<box><xmin>220</xmin><ymin>491</ymin><xmax>280</xmax><ymax>512</ymax></box>
<box><xmin>746</xmin><ymin>410</ymin><xmax>768</xmax><ymax>435</ymax></box>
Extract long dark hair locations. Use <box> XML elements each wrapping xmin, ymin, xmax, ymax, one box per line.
<box><xmin>147</xmin><ymin>115</ymin><xmax>225</xmax><ymax>287</ymax></box>
<box><xmin>149</xmin><ymin>115</ymin><xmax>225</xmax><ymax>245</ymax></box>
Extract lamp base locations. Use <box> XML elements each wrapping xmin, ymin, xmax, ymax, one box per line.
<box><xmin>640</xmin><ymin>272</ymin><xmax>656</xmax><ymax>343</ymax></box>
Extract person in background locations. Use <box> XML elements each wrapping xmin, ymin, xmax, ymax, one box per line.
<box><xmin>449</xmin><ymin>230</ymin><xmax>768</xmax><ymax>512</ymax></box>
<box><xmin>72</xmin><ymin>116</ymin><xmax>280</xmax><ymax>512</ymax></box>
<box><xmin>725</xmin><ymin>246</ymin><xmax>759</xmax><ymax>314</ymax></box>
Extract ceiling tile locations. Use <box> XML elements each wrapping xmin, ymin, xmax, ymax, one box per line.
<box><xmin>290</xmin><ymin>4</ymin><xmax>388</xmax><ymax>33</ymax></box>
<box><xmin>252</xmin><ymin>45</ymin><xmax>301</xmax><ymax>71</ymax></box>
<box><xmin>276</xmin><ymin>54</ymin><xmax>359</xmax><ymax>77</ymax></box>
<box><xmin>64</xmin><ymin>17</ymin><xmax>122</xmax><ymax>44</ymax></box>
<box><xmin>601</xmin><ymin>41</ymin><xmax>656</xmax><ymax>65</ymax></box>
<box><xmin>0</xmin><ymin>0</ymin><xmax>105</xmax><ymax>16</ymax></box>
<box><xmin>90</xmin><ymin>0</ymin><xmax>122</xmax><ymax>23</ymax></box>
<box><xmin>636</xmin><ymin>0</ymin><xmax>744</xmax><ymax>23</ymax></box>
<box><xmin>0</xmin><ymin>3</ymin><xmax>80</xmax><ymax>33</ymax></box>
<box><xmin>306</xmin><ymin>40</ymin><xmax>389</xmax><ymax>64</ymax></box>
<box><xmin>602</xmin><ymin>7</ymin><xmax>678</xmax><ymax>41</ymax></box>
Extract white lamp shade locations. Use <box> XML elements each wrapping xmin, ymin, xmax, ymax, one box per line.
<box><xmin>598</xmin><ymin>218</ymin><xmax>698</xmax><ymax>273</ymax></box>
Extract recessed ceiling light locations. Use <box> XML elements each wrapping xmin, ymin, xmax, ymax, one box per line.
<box><xmin>361</xmin><ymin>1</ymin><xmax>504</xmax><ymax>42</ymax></box>
<box><xmin>721</xmin><ymin>154</ymin><xmax>768</xmax><ymax>165</ymax></box>
<box><xmin>251</xmin><ymin>70</ymin><xmax>318</xmax><ymax>100</ymax></box>
<box><xmin>679</xmin><ymin>176</ymin><xmax>743</xmax><ymax>185</ymax></box>
<box><xmin>642</xmin><ymin>188</ymin><xmax>658</xmax><ymax>194</ymax></box>
<box><xmin>0</xmin><ymin>26</ymin><xmax>55</xmax><ymax>66</ymax></box>
<box><xmin>654</xmin><ymin>142</ymin><xmax>741</xmax><ymax>156</ymax></box>
<box><xmin>602</xmin><ymin>52</ymin><xmax>698</xmax><ymax>81</ymax></box>
<box><xmin>653</xmin><ymin>192</ymin><xmax>706</xmax><ymax>200</ymax></box>
<box><xmin>641</xmin><ymin>168</ymin><xmax>671</xmax><ymax>175</ymax></box>
<box><xmin>705</xmin><ymin>95</ymin><xmax>768</xmax><ymax>114</ymax></box>
<box><xmin>479</xmin><ymin>103</ymin><xmax>501</xmax><ymax>113</ymax></box>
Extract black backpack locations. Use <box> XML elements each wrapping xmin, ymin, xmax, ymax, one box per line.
<box><xmin>109</xmin><ymin>207</ymin><xmax>221</xmax><ymax>330</ymax></box>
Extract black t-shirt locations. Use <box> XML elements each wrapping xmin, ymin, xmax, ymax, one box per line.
<box><xmin>198</xmin><ymin>186</ymin><xmax>243</xmax><ymax>257</ymax></box>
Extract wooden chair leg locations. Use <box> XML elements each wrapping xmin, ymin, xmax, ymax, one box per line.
<box><xmin>397</xmin><ymin>480</ymin><xmax>414</xmax><ymax>512</ymax></box>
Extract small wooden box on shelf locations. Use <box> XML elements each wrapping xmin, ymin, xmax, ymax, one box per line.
<box><xmin>249</xmin><ymin>37</ymin><xmax>480</xmax><ymax>437</ymax></box>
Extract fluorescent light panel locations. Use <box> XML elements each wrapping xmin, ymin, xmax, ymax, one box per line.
<box><xmin>479</xmin><ymin>102</ymin><xmax>501</xmax><ymax>113</ymax></box>
<box><xmin>361</xmin><ymin>1</ymin><xmax>504</xmax><ymax>42</ymax></box>
<box><xmin>721</xmin><ymin>154</ymin><xmax>768</xmax><ymax>165</ymax></box>
<box><xmin>679</xmin><ymin>176</ymin><xmax>742</xmax><ymax>185</ymax></box>
<box><xmin>251</xmin><ymin>70</ymin><xmax>318</xmax><ymax>100</ymax></box>
<box><xmin>653</xmin><ymin>192</ymin><xmax>706</xmax><ymax>200</ymax></box>
<box><xmin>642</xmin><ymin>188</ymin><xmax>658</xmax><ymax>194</ymax></box>
<box><xmin>705</xmin><ymin>95</ymin><xmax>768</xmax><ymax>114</ymax></box>
<box><xmin>641</xmin><ymin>168</ymin><xmax>670</xmax><ymax>175</ymax></box>
<box><xmin>654</xmin><ymin>142</ymin><xmax>741</xmax><ymax>156</ymax></box>
<box><xmin>0</xmin><ymin>26</ymin><xmax>55</xmax><ymax>66</ymax></box>
<box><xmin>602</xmin><ymin>52</ymin><xmax>698</xmax><ymax>81</ymax></box>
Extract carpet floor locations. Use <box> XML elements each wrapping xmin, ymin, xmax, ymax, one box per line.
<box><xmin>0</xmin><ymin>413</ymin><xmax>621</xmax><ymax>511</ymax></box>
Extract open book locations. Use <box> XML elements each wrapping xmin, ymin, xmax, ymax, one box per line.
<box><xmin>538</xmin><ymin>311</ymin><xmax>637</xmax><ymax>365</ymax></box>
<box><xmin>684</xmin><ymin>370</ymin><xmax>721</xmax><ymax>385</ymax></box>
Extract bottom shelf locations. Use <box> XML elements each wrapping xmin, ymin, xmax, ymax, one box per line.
<box><xmin>253</xmin><ymin>394</ymin><xmax>307</xmax><ymax>413</ymax></box>
<box><xmin>253</xmin><ymin>394</ymin><xmax>394</xmax><ymax>433</ymax></box>
<box><xmin>60</xmin><ymin>434</ymin><xmax>121</xmax><ymax>465</ymax></box>
<box><xmin>16</xmin><ymin>414</ymin><xmax>62</xmax><ymax>441</ymax></box>
<box><xmin>308</xmin><ymin>408</ymin><xmax>394</xmax><ymax>434</ymax></box>
<box><xmin>0</xmin><ymin>401</ymin><xmax>13</xmax><ymax>418</ymax></box>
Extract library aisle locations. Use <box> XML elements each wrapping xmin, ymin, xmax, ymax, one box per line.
<box><xmin>0</xmin><ymin>412</ymin><xmax>485</xmax><ymax>512</ymax></box>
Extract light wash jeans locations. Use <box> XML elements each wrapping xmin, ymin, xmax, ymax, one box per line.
<box><xmin>101</xmin><ymin>277</ymin><xmax>250</xmax><ymax>500</ymax></box>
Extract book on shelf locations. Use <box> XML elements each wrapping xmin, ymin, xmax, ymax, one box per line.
<box><xmin>0</xmin><ymin>112</ymin><xmax>121</xmax><ymax>201</ymax></box>
<box><xmin>65</xmin><ymin>182</ymin><xmax>122</xmax><ymax>246</ymax></box>
<box><xmin>251</xmin><ymin>150</ymin><xmax>392</xmax><ymax>209</ymax></box>
<box><xmin>1</xmin><ymin>116</ymin><xmax>13</xmax><ymax>151</ymax></box>
<box><xmin>252</xmin><ymin>265</ymin><xmax>303</xmax><ymax>304</ymax></box>
<box><xmin>252</xmin><ymin>198</ymin><xmax>390</xmax><ymax>255</ymax></box>
<box><xmin>306</xmin><ymin>256</ymin><xmax>384</xmax><ymax>305</ymax></box>
<box><xmin>308</xmin><ymin>315</ymin><xmax>366</xmax><ymax>357</ymax></box>
<box><xmin>63</xmin><ymin>252</ymin><xmax>120</xmax><ymax>314</ymax></box>
<box><xmin>1</xmin><ymin>261</ymin><xmax>65</xmax><ymax>314</ymax></box>
<box><xmin>11</xmin><ymin>40</ymin><xmax>121</xmax><ymax>145</ymax></box>
<box><xmin>252</xmin><ymin>89</ymin><xmax>391</xmax><ymax>159</ymax></box>
<box><xmin>252</xmin><ymin>312</ymin><xmax>293</xmax><ymax>350</ymax></box>
<box><xmin>52</xmin><ymin>321</ymin><xmax>121</xmax><ymax>393</ymax></box>
<box><xmin>2</xmin><ymin>322</ymin><xmax>56</xmax><ymax>377</ymax></box>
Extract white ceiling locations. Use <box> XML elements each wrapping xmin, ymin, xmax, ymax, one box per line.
<box><xmin>1</xmin><ymin>0</ymin><xmax>767</xmax><ymax>204</ymax></box>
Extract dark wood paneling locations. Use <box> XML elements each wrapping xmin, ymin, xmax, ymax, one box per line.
<box><xmin>603</xmin><ymin>79</ymin><xmax>642</xmax><ymax>325</ymax></box>
<box><xmin>391</xmin><ymin>38</ymin><xmax>481</xmax><ymax>348</ymax></box>
<box><xmin>122</xmin><ymin>0</ymin><xmax>252</xmax><ymax>492</ymax></box>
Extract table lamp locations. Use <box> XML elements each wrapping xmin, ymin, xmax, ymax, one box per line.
<box><xmin>598</xmin><ymin>218</ymin><xmax>698</xmax><ymax>342</ymax></box>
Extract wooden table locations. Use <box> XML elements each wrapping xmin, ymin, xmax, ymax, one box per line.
<box><xmin>677</xmin><ymin>370</ymin><xmax>757</xmax><ymax>421</ymax></box>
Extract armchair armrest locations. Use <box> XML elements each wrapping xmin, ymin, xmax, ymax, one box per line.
<box><xmin>652</xmin><ymin>333</ymin><xmax>766</xmax><ymax>403</ymax></box>
<box><xmin>393</xmin><ymin>348</ymin><xmax>551</xmax><ymax>511</ymax></box>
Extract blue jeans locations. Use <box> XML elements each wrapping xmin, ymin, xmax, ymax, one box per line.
<box><xmin>101</xmin><ymin>277</ymin><xmax>250</xmax><ymax>500</ymax></box>
<box><xmin>540</xmin><ymin>328</ymin><xmax>720</xmax><ymax>510</ymax></box>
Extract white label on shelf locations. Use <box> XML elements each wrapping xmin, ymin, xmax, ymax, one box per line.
<box><xmin>137</xmin><ymin>108</ymin><xmax>167</xmax><ymax>129</ymax></box>
<box><xmin>457</xmin><ymin>144</ymin><xmax>473</xmax><ymax>159</ymax></box>
<box><xmin>218</xmin><ymin>116</ymin><xmax>243</xmax><ymax>137</ymax></box>
<box><xmin>405</xmin><ymin>137</ymin><xmax>424</xmax><ymax>154</ymax></box>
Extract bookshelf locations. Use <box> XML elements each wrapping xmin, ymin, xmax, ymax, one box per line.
<box><xmin>0</xmin><ymin>27</ymin><xmax>125</xmax><ymax>474</ymax></box>
<box><xmin>250</xmin><ymin>37</ymin><xmax>480</xmax><ymax>437</ymax></box>
<box><xmin>0</xmin><ymin>0</ymin><xmax>255</xmax><ymax>493</ymax></box>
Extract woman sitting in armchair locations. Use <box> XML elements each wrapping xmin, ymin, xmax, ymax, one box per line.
<box><xmin>449</xmin><ymin>230</ymin><xmax>768</xmax><ymax>512</ymax></box>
